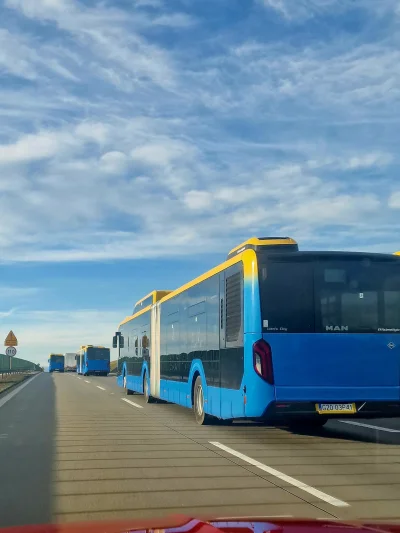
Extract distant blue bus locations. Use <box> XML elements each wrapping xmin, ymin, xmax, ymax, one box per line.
<box><xmin>116</xmin><ymin>237</ymin><xmax>400</xmax><ymax>425</ymax></box>
<box><xmin>48</xmin><ymin>354</ymin><xmax>64</xmax><ymax>373</ymax></box>
<box><xmin>76</xmin><ymin>345</ymin><xmax>110</xmax><ymax>376</ymax></box>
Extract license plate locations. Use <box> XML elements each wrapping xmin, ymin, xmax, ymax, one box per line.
<box><xmin>316</xmin><ymin>403</ymin><xmax>356</xmax><ymax>414</ymax></box>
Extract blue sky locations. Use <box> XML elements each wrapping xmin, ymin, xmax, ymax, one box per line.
<box><xmin>1</xmin><ymin>0</ymin><xmax>400</xmax><ymax>365</ymax></box>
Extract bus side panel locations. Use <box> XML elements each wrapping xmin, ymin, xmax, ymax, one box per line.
<box><xmin>126</xmin><ymin>363</ymin><xmax>147</xmax><ymax>394</ymax></box>
<box><xmin>120</xmin><ymin>310</ymin><xmax>151</xmax><ymax>393</ymax></box>
<box><xmin>159</xmin><ymin>274</ymin><xmax>222</xmax><ymax>415</ymax></box>
<box><xmin>242</xmin><ymin>250</ymin><xmax>276</xmax><ymax>418</ymax></box>
<box><xmin>243</xmin><ymin>333</ymin><xmax>276</xmax><ymax>417</ymax></box>
<box><xmin>219</xmin><ymin>264</ymin><xmax>245</xmax><ymax>419</ymax></box>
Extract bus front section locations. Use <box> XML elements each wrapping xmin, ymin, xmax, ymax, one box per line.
<box><xmin>256</xmin><ymin>251</ymin><xmax>400</xmax><ymax>424</ymax></box>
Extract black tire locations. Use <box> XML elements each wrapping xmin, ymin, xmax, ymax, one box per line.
<box><xmin>124</xmin><ymin>374</ymin><xmax>133</xmax><ymax>395</ymax></box>
<box><xmin>193</xmin><ymin>376</ymin><xmax>210</xmax><ymax>425</ymax></box>
<box><xmin>143</xmin><ymin>373</ymin><xmax>153</xmax><ymax>403</ymax></box>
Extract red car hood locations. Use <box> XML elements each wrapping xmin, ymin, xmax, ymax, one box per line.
<box><xmin>1</xmin><ymin>516</ymin><xmax>400</xmax><ymax>533</ymax></box>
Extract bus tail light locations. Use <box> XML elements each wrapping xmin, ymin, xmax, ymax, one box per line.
<box><xmin>253</xmin><ymin>339</ymin><xmax>274</xmax><ymax>385</ymax></box>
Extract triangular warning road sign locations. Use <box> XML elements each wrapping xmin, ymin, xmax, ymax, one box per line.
<box><xmin>4</xmin><ymin>330</ymin><xmax>18</xmax><ymax>347</ymax></box>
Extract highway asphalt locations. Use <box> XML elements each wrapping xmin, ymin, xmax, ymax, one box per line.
<box><xmin>1</xmin><ymin>372</ymin><xmax>400</xmax><ymax>527</ymax></box>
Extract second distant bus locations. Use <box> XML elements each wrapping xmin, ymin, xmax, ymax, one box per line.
<box><xmin>76</xmin><ymin>345</ymin><xmax>110</xmax><ymax>376</ymax></box>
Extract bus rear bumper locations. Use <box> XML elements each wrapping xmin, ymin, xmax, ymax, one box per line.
<box><xmin>262</xmin><ymin>400</ymin><xmax>400</xmax><ymax>420</ymax></box>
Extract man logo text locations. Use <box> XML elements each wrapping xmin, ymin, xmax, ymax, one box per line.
<box><xmin>326</xmin><ymin>325</ymin><xmax>349</xmax><ymax>332</ymax></box>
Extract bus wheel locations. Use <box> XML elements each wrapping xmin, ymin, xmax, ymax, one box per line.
<box><xmin>143</xmin><ymin>374</ymin><xmax>153</xmax><ymax>403</ymax></box>
<box><xmin>124</xmin><ymin>375</ymin><xmax>133</xmax><ymax>395</ymax></box>
<box><xmin>193</xmin><ymin>376</ymin><xmax>210</xmax><ymax>425</ymax></box>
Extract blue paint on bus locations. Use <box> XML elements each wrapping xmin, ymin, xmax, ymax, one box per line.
<box><xmin>77</xmin><ymin>346</ymin><xmax>110</xmax><ymax>376</ymax></box>
<box><xmin>48</xmin><ymin>354</ymin><xmax>64</xmax><ymax>373</ymax></box>
<box><xmin>116</xmin><ymin>241</ymin><xmax>400</xmax><ymax>424</ymax></box>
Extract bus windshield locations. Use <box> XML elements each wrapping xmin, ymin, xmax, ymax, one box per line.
<box><xmin>259</xmin><ymin>253</ymin><xmax>400</xmax><ymax>334</ymax></box>
<box><xmin>87</xmin><ymin>348</ymin><xmax>110</xmax><ymax>360</ymax></box>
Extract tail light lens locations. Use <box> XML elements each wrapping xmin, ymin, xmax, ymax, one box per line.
<box><xmin>253</xmin><ymin>339</ymin><xmax>274</xmax><ymax>385</ymax></box>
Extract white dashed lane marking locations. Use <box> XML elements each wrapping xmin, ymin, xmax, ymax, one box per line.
<box><xmin>338</xmin><ymin>420</ymin><xmax>400</xmax><ymax>433</ymax></box>
<box><xmin>209</xmin><ymin>441</ymin><xmax>349</xmax><ymax>508</ymax></box>
<box><xmin>96</xmin><ymin>386</ymin><xmax>106</xmax><ymax>391</ymax></box>
<box><xmin>121</xmin><ymin>398</ymin><xmax>143</xmax><ymax>409</ymax></box>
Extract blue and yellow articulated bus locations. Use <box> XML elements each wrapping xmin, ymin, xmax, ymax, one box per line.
<box><xmin>48</xmin><ymin>353</ymin><xmax>65</xmax><ymax>373</ymax></box>
<box><xmin>115</xmin><ymin>237</ymin><xmax>400</xmax><ymax>426</ymax></box>
<box><xmin>76</xmin><ymin>345</ymin><xmax>110</xmax><ymax>376</ymax></box>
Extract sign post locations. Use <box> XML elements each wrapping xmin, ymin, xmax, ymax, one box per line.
<box><xmin>4</xmin><ymin>332</ymin><xmax>18</xmax><ymax>372</ymax></box>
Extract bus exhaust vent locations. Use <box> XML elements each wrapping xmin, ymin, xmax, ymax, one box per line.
<box><xmin>227</xmin><ymin>237</ymin><xmax>298</xmax><ymax>260</ymax></box>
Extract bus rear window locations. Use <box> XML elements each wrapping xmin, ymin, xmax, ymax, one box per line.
<box><xmin>87</xmin><ymin>348</ymin><xmax>110</xmax><ymax>360</ymax></box>
<box><xmin>259</xmin><ymin>255</ymin><xmax>400</xmax><ymax>334</ymax></box>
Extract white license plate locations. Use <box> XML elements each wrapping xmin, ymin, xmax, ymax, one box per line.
<box><xmin>316</xmin><ymin>403</ymin><xmax>356</xmax><ymax>414</ymax></box>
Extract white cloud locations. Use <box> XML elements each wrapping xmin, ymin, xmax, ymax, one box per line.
<box><xmin>0</xmin><ymin>0</ymin><xmax>399</xmax><ymax>267</ymax></box>
<box><xmin>0</xmin><ymin>308</ymin><xmax>123</xmax><ymax>365</ymax></box>
<box><xmin>388</xmin><ymin>192</ymin><xmax>400</xmax><ymax>209</ymax></box>
<box><xmin>131</xmin><ymin>140</ymin><xmax>195</xmax><ymax>167</ymax></box>
<box><xmin>99</xmin><ymin>151</ymin><xmax>129</xmax><ymax>174</ymax></box>
<box><xmin>0</xmin><ymin>307</ymin><xmax>18</xmax><ymax>319</ymax></box>
<box><xmin>0</xmin><ymin>287</ymin><xmax>40</xmax><ymax>299</ymax></box>
<box><xmin>152</xmin><ymin>13</ymin><xmax>196</xmax><ymax>28</ymax></box>
<box><xmin>184</xmin><ymin>190</ymin><xmax>213</xmax><ymax>211</ymax></box>
<box><xmin>5</xmin><ymin>0</ymin><xmax>177</xmax><ymax>90</ymax></box>
<box><xmin>0</xmin><ymin>132</ymin><xmax>62</xmax><ymax>164</ymax></box>
<box><xmin>259</xmin><ymin>0</ymin><xmax>399</xmax><ymax>21</ymax></box>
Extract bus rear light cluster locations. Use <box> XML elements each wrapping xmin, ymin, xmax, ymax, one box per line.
<box><xmin>253</xmin><ymin>339</ymin><xmax>274</xmax><ymax>385</ymax></box>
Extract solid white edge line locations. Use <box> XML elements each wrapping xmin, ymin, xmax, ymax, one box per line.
<box><xmin>96</xmin><ymin>386</ymin><xmax>106</xmax><ymax>391</ymax></box>
<box><xmin>84</xmin><ymin>380</ymin><xmax>90</xmax><ymax>383</ymax></box>
<box><xmin>209</xmin><ymin>441</ymin><xmax>349</xmax><ymax>508</ymax></box>
<box><xmin>0</xmin><ymin>373</ymin><xmax>41</xmax><ymax>409</ymax></box>
<box><xmin>121</xmin><ymin>398</ymin><xmax>143</xmax><ymax>409</ymax></box>
<box><xmin>338</xmin><ymin>420</ymin><xmax>400</xmax><ymax>433</ymax></box>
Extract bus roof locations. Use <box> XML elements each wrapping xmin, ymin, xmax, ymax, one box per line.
<box><xmin>227</xmin><ymin>236</ymin><xmax>298</xmax><ymax>260</ymax></box>
<box><xmin>118</xmin><ymin>237</ymin><xmax>400</xmax><ymax>329</ymax></box>
<box><xmin>120</xmin><ymin>238</ymin><xmax>297</xmax><ymax>326</ymax></box>
<box><xmin>49</xmin><ymin>353</ymin><xmax>63</xmax><ymax>356</ymax></box>
<box><xmin>119</xmin><ymin>305</ymin><xmax>155</xmax><ymax>327</ymax></box>
<box><xmin>80</xmin><ymin>345</ymin><xmax>109</xmax><ymax>350</ymax></box>
<box><xmin>134</xmin><ymin>290</ymin><xmax>172</xmax><ymax>308</ymax></box>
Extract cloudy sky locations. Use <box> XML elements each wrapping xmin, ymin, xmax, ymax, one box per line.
<box><xmin>1</xmin><ymin>0</ymin><xmax>400</xmax><ymax>365</ymax></box>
